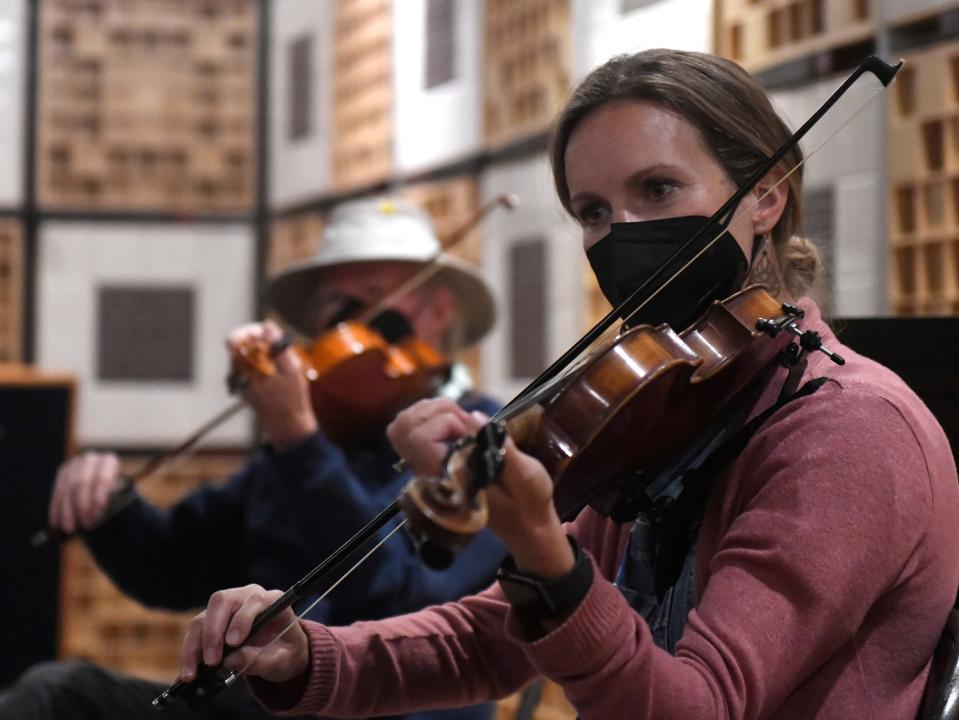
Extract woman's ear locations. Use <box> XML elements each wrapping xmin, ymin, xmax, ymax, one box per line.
<box><xmin>752</xmin><ymin>171</ymin><xmax>789</xmax><ymax>235</ymax></box>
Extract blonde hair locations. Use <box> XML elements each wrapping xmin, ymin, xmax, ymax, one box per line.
<box><xmin>549</xmin><ymin>49</ymin><xmax>821</xmax><ymax>297</ymax></box>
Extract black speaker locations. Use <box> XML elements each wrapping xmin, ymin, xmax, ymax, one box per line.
<box><xmin>0</xmin><ymin>370</ymin><xmax>73</xmax><ymax>685</ymax></box>
<box><xmin>835</xmin><ymin>317</ymin><xmax>959</xmax><ymax>467</ymax></box>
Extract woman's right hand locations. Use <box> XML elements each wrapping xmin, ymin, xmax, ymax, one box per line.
<box><xmin>179</xmin><ymin>584</ymin><xmax>310</xmax><ymax>685</ymax></box>
<box><xmin>48</xmin><ymin>451</ymin><xmax>124</xmax><ymax>533</ymax></box>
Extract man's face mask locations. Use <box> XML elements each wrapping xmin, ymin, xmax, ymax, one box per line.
<box><xmin>585</xmin><ymin>215</ymin><xmax>750</xmax><ymax>331</ymax></box>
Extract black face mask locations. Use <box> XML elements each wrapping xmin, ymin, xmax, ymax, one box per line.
<box><xmin>585</xmin><ymin>215</ymin><xmax>750</xmax><ymax>330</ymax></box>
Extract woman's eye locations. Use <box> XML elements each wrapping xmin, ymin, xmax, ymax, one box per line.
<box><xmin>646</xmin><ymin>179</ymin><xmax>677</xmax><ymax>200</ymax></box>
<box><xmin>578</xmin><ymin>204</ymin><xmax>608</xmax><ymax>226</ymax></box>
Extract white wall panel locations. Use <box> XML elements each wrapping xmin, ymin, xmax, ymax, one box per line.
<box><xmin>269</xmin><ymin>0</ymin><xmax>333</xmax><ymax>208</ymax></box>
<box><xmin>480</xmin><ymin>154</ymin><xmax>582</xmax><ymax>400</ymax></box>
<box><xmin>771</xmin><ymin>74</ymin><xmax>885</xmax><ymax>315</ymax></box>
<box><xmin>882</xmin><ymin>0</ymin><xmax>959</xmax><ymax>25</ymax></box>
<box><xmin>36</xmin><ymin>222</ymin><xmax>254</xmax><ymax>446</ymax></box>
<box><xmin>572</xmin><ymin>0</ymin><xmax>713</xmax><ymax>79</ymax></box>
<box><xmin>832</xmin><ymin>174</ymin><xmax>883</xmax><ymax>316</ymax></box>
<box><xmin>0</xmin><ymin>0</ymin><xmax>24</xmax><ymax>206</ymax></box>
<box><xmin>393</xmin><ymin>0</ymin><xmax>482</xmax><ymax>174</ymax></box>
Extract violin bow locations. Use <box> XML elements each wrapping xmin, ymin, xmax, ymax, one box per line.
<box><xmin>29</xmin><ymin>338</ymin><xmax>290</xmax><ymax>548</ymax></box>
<box><xmin>354</xmin><ymin>193</ymin><xmax>519</xmax><ymax>327</ymax></box>
<box><xmin>153</xmin><ymin>54</ymin><xmax>901</xmax><ymax>709</ymax></box>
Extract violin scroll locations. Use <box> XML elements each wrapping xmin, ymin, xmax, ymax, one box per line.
<box><xmin>399</xmin><ymin>422</ymin><xmax>509</xmax><ymax>569</ymax></box>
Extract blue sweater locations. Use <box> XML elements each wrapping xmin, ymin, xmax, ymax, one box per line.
<box><xmin>84</xmin><ymin>392</ymin><xmax>505</xmax><ymax>720</ymax></box>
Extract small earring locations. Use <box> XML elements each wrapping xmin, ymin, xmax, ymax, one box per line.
<box><xmin>757</xmin><ymin>223</ymin><xmax>766</xmax><ymax>236</ymax></box>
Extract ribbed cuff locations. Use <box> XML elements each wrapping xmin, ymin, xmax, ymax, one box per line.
<box><xmin>504</xmin><ymin>554</ymin><xmax>627</xmax><ymax>678</ymax></box>
<box><xmin>247</xmin><ymin>622</ymin><xmax>339</xmax><ymax>716</ymax></box>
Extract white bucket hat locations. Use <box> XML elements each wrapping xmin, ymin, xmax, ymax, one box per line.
<box><xmin>268</xmin><ymin>197</ymin><xmax>496</xmax><ymax>349</ymax></box>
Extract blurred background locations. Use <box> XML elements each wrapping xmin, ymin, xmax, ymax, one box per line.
<box><xmin>1</xmin><ymin>1</ymin><xmax>957</xmax><ymax>717</ymax></box>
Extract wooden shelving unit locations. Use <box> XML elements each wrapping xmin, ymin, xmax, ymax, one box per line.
<box><xmin>715</xmin><ymin>0</ymin><xmax>874</xmax><ymax>73</ymax></box>
<box><xmin>483</xmin><ymin>0</ymin><xmax>571</xmax><ymax>148</ymax></box>
<box><xmin>35</xmin><ymin>0</ymin><xmax>258</xmax><ymax>213</ymax></box>
<box><xmin>887</xmin><ymin>40</ymin><xmax>959</xmax><ymax>314</ymax></box>
<box><xmin>0</xmin><ymin>219</ymin><xmax>22</xmax><ymax>362</ymax></box>
<box><xmin>267</xmin><ymin>211</ymin><xmax>327</xmax><ymax>277</ymax></box>
<box><xmin>331</xmin><ymin>0</ymin><xmax>393</xmax><ymax>192</ymax></box>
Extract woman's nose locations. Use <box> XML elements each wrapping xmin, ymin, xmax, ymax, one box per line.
<box><xmin>611</xmin><ymin>208</ymin><xmax>644</xmax><ymax>225</ymax></box>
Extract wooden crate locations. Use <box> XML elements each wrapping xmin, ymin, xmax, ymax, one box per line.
<box><xmin>887</xmin><ymin>41</ymin><xmax>959</xmax><ymax>314</ymax></box>
<box><xmin>58</xmin><ymin>451</ymin><xmax>246</xmax><ymax>682</ymax></box>
<box><xmin>0</xmin><ymin>219</ymin><xmax>22</xmax><ymax>362</ymax></box>
<box><xmin>331</xmin><ymin>0</ymin><xmax>393</xmax><ymax>191</ymax></box>
<box><xmin>484</xmin><ymin>0</ymin><xmax>572</xmax><ymax>148</ymax></box>
<box><xmin>401</xmin><ymin>178</ymin><xmax>486</xmax><ymax>383</ymax></box>
<box><xmin>715</xmin><ymin>0</ymin><xmax>874</xmax><ymax>73</ymax></box>
<box><xmin>36</xmin><ymin>0</ymin><xmax>257</xmax><ymax>213</ymax></box>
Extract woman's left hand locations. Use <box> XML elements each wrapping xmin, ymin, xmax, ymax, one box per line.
<box><xmin>388</xmin><ymin>399</ymin><xmax>574</xmax><ymax>578</ymax></box>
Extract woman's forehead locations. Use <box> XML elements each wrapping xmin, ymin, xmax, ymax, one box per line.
<box><xmin>565</xmin><ymin>102</ymin><xmax>718</xmax><ymax>191</ymax></box>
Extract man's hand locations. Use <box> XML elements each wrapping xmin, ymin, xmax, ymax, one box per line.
<box><xmin>48</xmin><ymin>452</ymin><xmax>126</xmax><ymax>534</ymax></box>
<box><xmin>227</xmin><ymin>320</ymin><xmax>318</xmax><ymax>451</ymax></box>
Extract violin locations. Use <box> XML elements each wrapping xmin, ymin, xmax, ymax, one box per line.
<box><xmin>399</xmin><ymin>285</ymin><xmax>846</xmax><ymax>564</ymax></box>
<box><xmin>153</xmin><ymin>55</ymin><xmax>896</xmax><ymax>709</ymax></box>
<box><xmin>230</xmin><ymin>322</ymin><xmax>449</xmax><ymax>447</ymax></box>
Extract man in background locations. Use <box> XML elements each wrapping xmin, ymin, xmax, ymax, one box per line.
<box><xmin>1</xmin><ymin>197</ymin><xmax>504</xmax><ymax>720</ymax></box>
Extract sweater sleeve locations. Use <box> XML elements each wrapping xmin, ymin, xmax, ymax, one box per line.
<box><xmin>248</xmin><ymin>583</ymin><xmax>538</xmax><ymax>717</ymax></box>
<box><xmin>501</xmin><ymin>387</ymin><xmax>937</xmax><ymax>720</ymax></box>
<box><xmin>264</xmin><ymin>398</ymin><xmax>506</xmax><ymax>621</ymax></box>
<box><xmin>82</xmin><ymin>464</ymin><xmax>251</xmax><ymax>610</ymax></box>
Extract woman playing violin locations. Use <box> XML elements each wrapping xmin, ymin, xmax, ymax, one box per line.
<box><xmin>179</xmin><ymin>49</ymin><xmax>959</xmax><ymax>720</ymax></box>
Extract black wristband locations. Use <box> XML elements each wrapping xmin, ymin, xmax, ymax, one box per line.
<box><xmin>496</xmin><ymin>536</ymin><xmax>593</xmax><ymax>619</ymax></box>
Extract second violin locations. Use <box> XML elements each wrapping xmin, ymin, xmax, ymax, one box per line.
<box><xmin>231</xmin><ymin>195</ymin><xmax>517</xmax><ymax>447</ymax></box>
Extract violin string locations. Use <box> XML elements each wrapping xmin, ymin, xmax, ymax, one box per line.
<box><xmin>229</xmin><ymin>518</ymin><xmax>409</xmax><ymax>683</ymax></box>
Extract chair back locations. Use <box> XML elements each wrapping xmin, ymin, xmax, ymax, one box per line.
<box><xmin>919</xmin><ymin>606</ymin><xmax>959</xmax><ymax>720</ymax></box>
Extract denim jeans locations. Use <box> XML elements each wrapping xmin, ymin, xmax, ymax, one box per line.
<box><xmin>615</xmin><ymin>516</ymin><xmax>698</xmax><ymax>655</ymax></box>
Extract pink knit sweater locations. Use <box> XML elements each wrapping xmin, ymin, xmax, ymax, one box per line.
<box><xmin>251</xmin><ymin>300</ymin><xmax>959</xmax><ymax>720</ymax></box>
